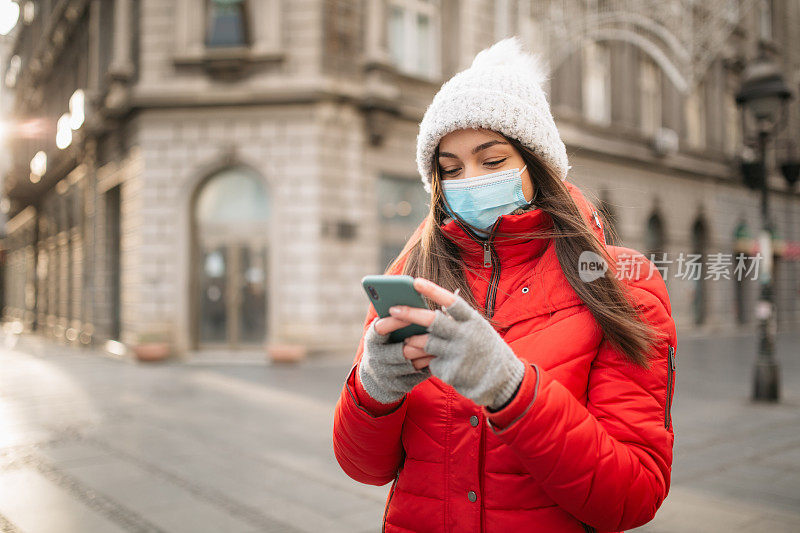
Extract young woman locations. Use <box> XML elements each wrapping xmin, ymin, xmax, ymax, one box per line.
<box><xmin>332</xmin><ymin>37</ymin><xmax>677</xmax><ymax>533</ymax></box>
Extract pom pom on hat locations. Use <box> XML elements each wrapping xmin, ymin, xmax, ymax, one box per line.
<box><xmin>469</xmin><ymin>35</ymin><xmax>548</xmax><ymax>82</ymax></box>
<box><xmin>416</xmin><ymin>36</ymin><xmax>569</xmax><ymax>194</ymax></box>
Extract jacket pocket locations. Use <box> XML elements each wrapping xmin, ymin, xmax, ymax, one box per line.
<box><xmin>665</xmin><ymin>345</ymin><xmax>676</xmax><ymax>429</ymax></box>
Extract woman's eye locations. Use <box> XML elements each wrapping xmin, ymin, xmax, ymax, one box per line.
<box><xmin>441</xmin><ymin>158</ymin><xmax>506</xmax><ymax>175</ymax></box>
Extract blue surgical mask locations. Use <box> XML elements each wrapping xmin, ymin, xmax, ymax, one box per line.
<box><xmin>442</xmin><ymin>164</ymin><xmax>530</xmax><ymax>236</ymax></box>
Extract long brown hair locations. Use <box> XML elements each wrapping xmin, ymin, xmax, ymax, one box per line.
<box><xmin>386</xmin><ymin>134</ymin><xmax>666</xmax><ymax>368</ymax></box>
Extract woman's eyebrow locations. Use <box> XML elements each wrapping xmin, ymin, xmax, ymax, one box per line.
<box><xmin>438</xmin><ymin>140</ymin><xmax>509</xmax><ymax>159</ymax></box>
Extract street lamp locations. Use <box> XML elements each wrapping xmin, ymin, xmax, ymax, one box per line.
<box><xmin>735</xmin><ymin>53</ymin><xmax>793</xmax><ymax>402</ymax></box>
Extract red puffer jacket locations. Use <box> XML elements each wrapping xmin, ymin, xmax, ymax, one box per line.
<box><xmin>332</xmin><ymin>181</ymin><xmax>677</xmax><ymax>533</ymax></box>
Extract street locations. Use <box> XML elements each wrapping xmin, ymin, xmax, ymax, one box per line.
<box><xmin>0</xmin><ymin>328</ymin><xmax>798</xmax><ymax>532</ymax></box>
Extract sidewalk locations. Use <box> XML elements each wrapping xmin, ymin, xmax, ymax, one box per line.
<box><xmin>0</xmin><ymin>327</ymin><xmax>797</xmax><ymax>532</ymax></box>
<box><xmin>633</xmin><ymin>329</ymin><xmax>800</xmax><ymax>532</ymax></box>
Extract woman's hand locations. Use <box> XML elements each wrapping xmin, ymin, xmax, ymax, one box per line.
<box><xmin>379</xmin><ymin>277</ymin><xmax>460</xmax><ymax>371</ymax></box>
<box><xmin>388</xmin><ymin>278</ymin><xmax>525</xmax><ymax>409</ymax></box>
<box><xmin>357</xmin><ymin>278</ymin><xmax>452</xmax><ymax>405</ymax></box>
<box><xmin>358</xmin><ymin>309</ymin><xmax>433</xmax><ymax>405</ymax></box>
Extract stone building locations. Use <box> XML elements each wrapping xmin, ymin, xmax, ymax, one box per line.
<box><xmin>1</xmin><ymin>0</ymin><xmax>799</xmax><ymax>360</ymax></box>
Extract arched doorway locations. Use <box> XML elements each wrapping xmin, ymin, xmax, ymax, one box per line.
<box><xmin>645</xmin><ymin>210</ymin><xmax>666</xmax><ymax>258</ymax></box>
<box><xmin>691</xmin><ymin>216</ymin><xmax>709</xmax><ymax>325</ymax></box>
<box><xmin>191</xmin><ymin>166</ymin><xmax>270</xmax><ymax>350</ymax></box>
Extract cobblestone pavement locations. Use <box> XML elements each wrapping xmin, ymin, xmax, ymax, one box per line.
<box><xmin>0</xmin><ymin>327</ymin><xmax>798</xmax><ymax>532</ymax></box>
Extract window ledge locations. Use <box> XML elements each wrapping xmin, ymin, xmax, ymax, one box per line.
<box><xmin>557</xmin><ymin>117</ymin><xmax>734</xmax><ymax>180</ymax></box>
<box><xmin>174</xmin><ymin>47</ymin><xmax>285</xmax><ymax>73</ymax></box>
<box><xmin>391</xmin><ymin>67</ymin><xmax>442</xmax><ymax>86</ymax></box>
<box><xmin>357</xmin><ymin>53</ymin><xmax>443</xmax><ymax>87</ymax></box>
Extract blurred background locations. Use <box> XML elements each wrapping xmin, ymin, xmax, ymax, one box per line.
<box><xmin>0</xmin><ymin>1</ymin><xmax>798</xmax><ymax>532</ymax></box>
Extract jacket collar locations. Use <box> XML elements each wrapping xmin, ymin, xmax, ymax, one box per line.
<box><xmin>438</xmin><ymin>182</ymin><xmax>604</xmax><ymax>270</ymax></box>
<box><xmin>439</xmin><ymin>207</ymin><xmax>552</xmax><ymax>269</ymax></box>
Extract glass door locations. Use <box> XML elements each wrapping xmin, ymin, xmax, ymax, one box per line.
<box><xmin>196</xmin><ymin>242</ymin><xmax>268</xmax><ymax>348</ymax></box>
<box><xmin>192</xmin><ymin>166</ymin><xmax>270</xmax><ymax>350</ymax></box>
<box><xmin>198</xmin><ymin>244</ymin><xmax>228</xmax><ymax>345</ymax></box>
<box><xmin>237</xmin><ymin>243</ymin><xmax>268</xmax><ymax>345</ymax></box>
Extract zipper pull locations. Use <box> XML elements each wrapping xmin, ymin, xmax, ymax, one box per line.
<box><xmin>483</xmin><ymin>243</ymin><xmax>491</xmax><ymax>268</ymax></box>
<box><xmin>668</xmin><ymin>346</ymin><xmax>676</xmax><ymax>370</ymax></box>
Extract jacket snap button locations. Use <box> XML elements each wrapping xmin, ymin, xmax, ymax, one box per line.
<box><xmin>469</xmin><ymin>415</ymin><xmax>479</xmax><ymax>427</ymax></box>
<box><xmin>521</xmin><ymin>287</ymin><xmax>529</xmax><ymax>293</ymax></box>
<box><xmin>467</xmin><ymin>490</ymin><xmax>477</xmax><ymax>502</ymax></box>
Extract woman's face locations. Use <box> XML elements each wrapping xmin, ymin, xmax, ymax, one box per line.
<box><xmin>437</xmin><ymin>128</ymin><xmax>534</xmax><ymax>202</ymax></box>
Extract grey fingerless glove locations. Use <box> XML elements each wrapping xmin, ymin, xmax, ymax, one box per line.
<box><xmin>424</xmin><ymin>290</ymin><xmax>525</xmax><ymax>409</ymax></box>
<box><xmin>358</xmin><ymin>317</ymin><xmax>432</xmax><ymax>405</ymax></box>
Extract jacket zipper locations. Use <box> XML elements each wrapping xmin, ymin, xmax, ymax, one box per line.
<box><xmin>453</xmin><ymin>218</ymin><xmax>501</xmax><ymax>533</ymax></box>
<box><xmin>665</xmin><ymin>345</ymin><xmax>676</xmax><ymax>429</ymax></box>
<box><xmin>453</xmin><ymin>218</ymin><xmax>502</xmax><ymax>318</ymax></box>
<box><xmin>382</xmin><ymin>471</ymin><xmax>399</xmax><ymax>532</ymax></box>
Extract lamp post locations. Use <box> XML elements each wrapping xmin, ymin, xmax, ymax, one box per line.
<box><xmin>735</xmin><ymin>53</ymin><xmax>793</xmax><ymax>402</ymax></box>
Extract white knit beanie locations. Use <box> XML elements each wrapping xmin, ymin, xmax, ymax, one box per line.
<box><xmin>416</xmin><ymin>36</ymin><xmax>569</xmax><ymax>194</ymax></box>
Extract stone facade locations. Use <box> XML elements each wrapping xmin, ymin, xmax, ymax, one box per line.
<box><xmin>1</xmin><ymin>0</ymin><xmax>799</xmax><ymax>360</ymax></box>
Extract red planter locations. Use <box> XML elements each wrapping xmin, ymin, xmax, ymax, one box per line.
<box><xmin>268</xmin><ymin>343</ymin><xmax>307</xmax><ymax>363</ymax></box>
<box><xmin>132</xmin><ymin>342</ymin><xmax>172</xmax><ymax>362</ymax></box>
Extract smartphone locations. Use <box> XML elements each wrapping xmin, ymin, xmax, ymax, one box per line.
<box><xmin>361</xmin><ymin>274</ymin><xmax>430</xmax><ymax>343</ymax></box>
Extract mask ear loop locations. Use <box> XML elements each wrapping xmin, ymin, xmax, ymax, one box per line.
<box><xmin>520</xmin><ymin>164</ymin><xmax>538</xmax><ymax>208</ymax></box>
<box><xmin>528</xmin><ymin>184</ymin><xmax>539</xmax><ymax>207</ymax></box>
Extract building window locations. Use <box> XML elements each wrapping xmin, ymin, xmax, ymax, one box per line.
<box><xmin>759</xmin><ymin>0</ymin><xmax>773</xmax><ymax>41</ymax></box>
<box><xmin>206</xmin><ymin>0</ymin><xmax>249</xmax><ymax>48</ymax></box>
<box><xmin>724</xmin><ymin>0</ymin><xmax>740</xmax><ymax>24</ymax></box>
<box><xmin>724</xmin><ymin>92</ymin><xmax>741</xmax><ymax>156</ymax></box>
<box><xmin>494</xmin><ymin>0</ymin><xmax>512</xmax><ymax>41</ymax></box>
<box><xmin>691</xmin><ymin>217</ymin><xmax>709</xmax><ymax>325</ymax></box>
<box><xmin>645</xmin><ymin>211</ymin><xmax>666</xmax><ymax>257</ymax></box>
<box><xmin>582</xmin><ymin>40</ymin><xmax>611</xmax><ymax>125</ymax></box>
<box><xmin>176</xmin><ymin>0</ymin><xmax>282</xmax><ymax>67</ymax></box>
<box><xmin>388</xmin><ymin>0</ymin><xmax>440</xmax><ymax>79</ymax></box>
<box><xmin>685</xmin><ymin>82</ymin><xmax>706</xmax><ymax>150</ymax></box>
<box><xmin>377</xmin><ymin>175</ymin><xmax>429</xmax><ymax>272</ymax></box>
<box><xmin>639</xmin><ymin>56</ymin><xmax>662</xmax><ymax>137</ymax></box>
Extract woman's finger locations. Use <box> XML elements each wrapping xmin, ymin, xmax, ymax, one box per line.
<box><xmin>403</xmin><ymin>333</ymin><xmax>429</xmax><ymax>350</ymax></box>
<box><xmin>411</xmin><ymin>355</ymin><xmax>435</xmax><ymax>370</ymax></box>
<box><xmin>388</xmin><ymin>306</ymin><xmax>436</xmax><ymax>329</ymax></box>
<box><xmin>402</xmin><ymin>342</ymin><xmax>430</xmax><ymax>360</ymax></box>
<box><xmin>374</xmin><ymin>316</ymin><xmax>412</xmax><ymax>336</ymax></box>
<box><xmin>413</xmin><ymin>277</ymin><xmax>459</xmax><ymax>309</ymax></box>
<box><xmin>401</xmin><ymin>342</ymin><xmax>436</xmax><ymax>370</ymax></box>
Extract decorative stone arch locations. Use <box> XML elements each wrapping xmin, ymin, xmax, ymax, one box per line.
<box><xmin>175</xmin><ymin>146</ymin><xmax>277</xmax><ymax>355</ymax></box>
<box><xmin>530</xmin><ymin>0</ymin><xmax>760</xmax><ymax>94</ymax></box>
<box><xmin>558</xmin><ymin>31</ymin><xmax>689</xmax><ymax>94</ymax></box>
